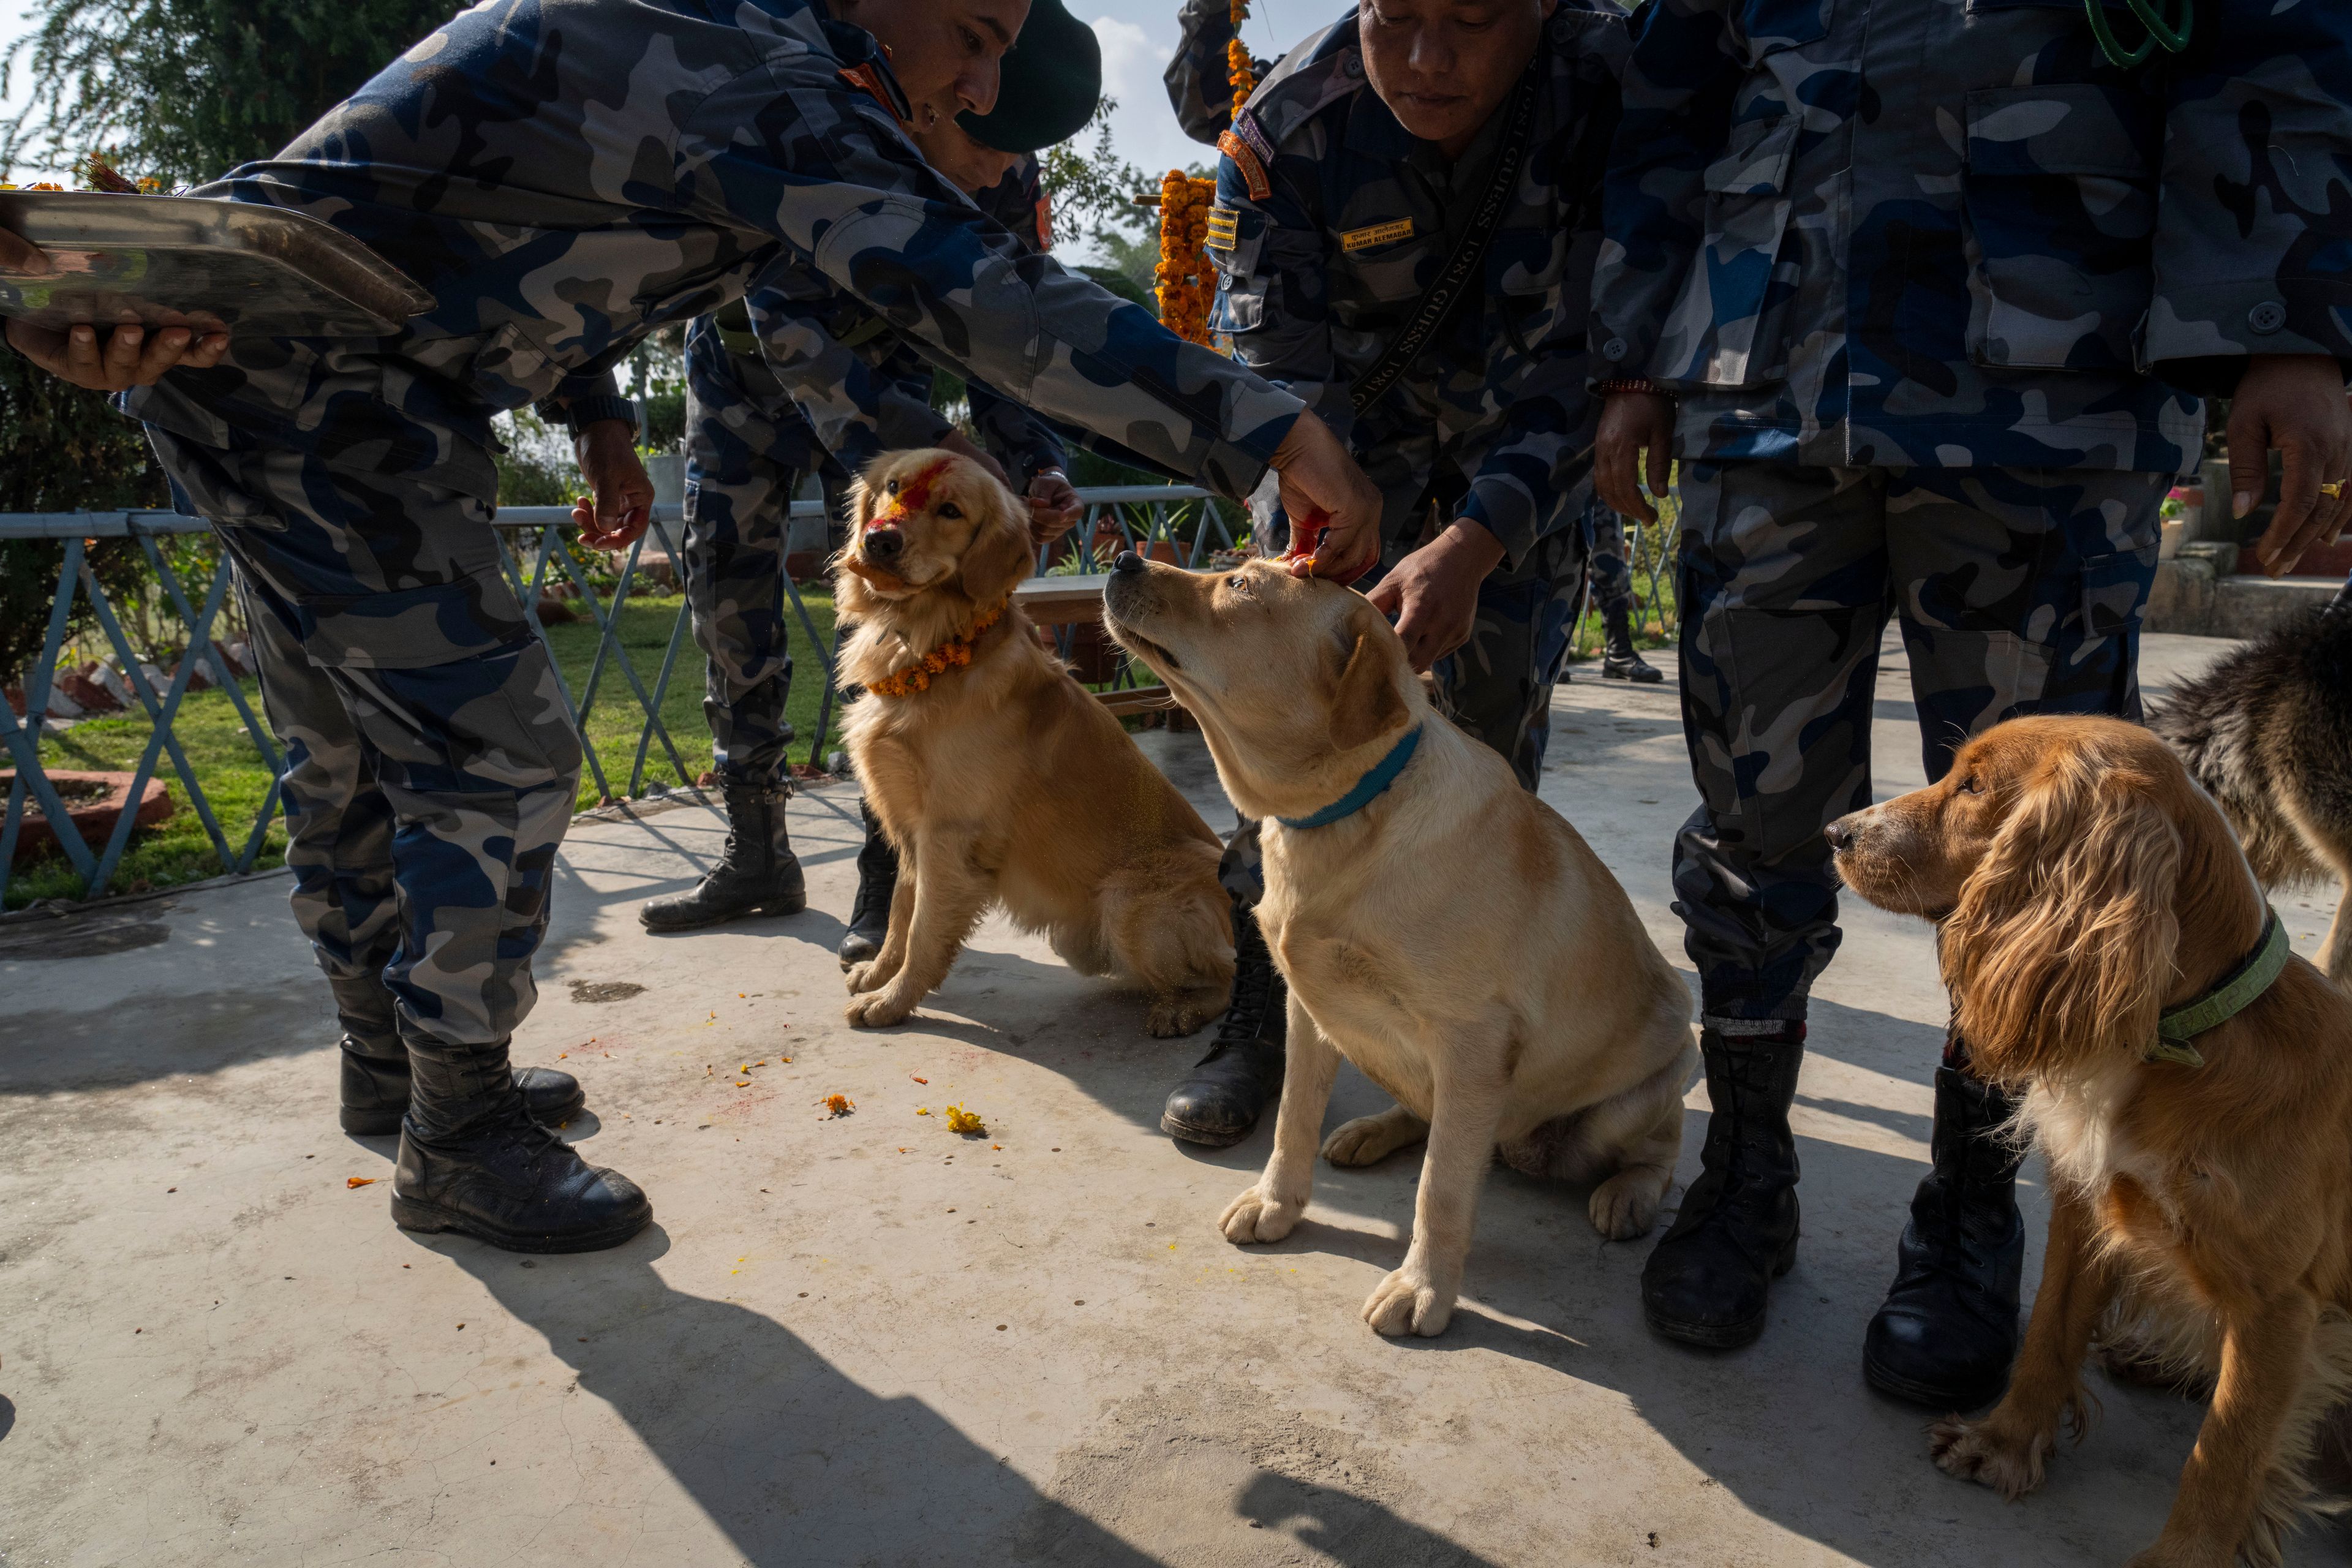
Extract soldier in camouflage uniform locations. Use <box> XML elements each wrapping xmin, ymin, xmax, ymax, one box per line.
<box><xmin>1581</xmin><ymin>487</ymin><xmax>1660</xmax><ymax>683</ymax></box>
<box><xmin>639</xmin><ymin>59</ymin><xmax>1093</xmax><ymax>946</ymax></box>
<box><xmin>5</xmin><ymin>0</ymin><xmax>1382</xmax><ymax>1254</ymax></box>
<box><xmin>1590</xmin><ymin>0</ymin><xmax>2352</xmax><ymax>1398</ymax></box>
<box><xmin>1156</xmin><ymin>0</ymin><xmax>1625</xmax><ymax>1149</ymax></box>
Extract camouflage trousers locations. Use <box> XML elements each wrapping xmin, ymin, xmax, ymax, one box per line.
<box><xmin>152</xmin><ymin>430</ymin><xmax>582</xmax><ymax>1080</ymax></box>
<box><xmin>1590</xmin><ymin>508</ymin><xmax>1638</xmax><ymax>620</ymax></box>
<box><xmin>1219</xmin><ymin>521</ymin><xmax>1589</xmax><ymax>904</ymax></box>
<box><xmin>1673</xmin><ymin>461</ymin><xmax>2165</xmax><ymax>1027</ymax></box>
<box><xmin>682</xmin><ymin>372</ymin><xmax>826</xmax><ymax>787</ymax></box>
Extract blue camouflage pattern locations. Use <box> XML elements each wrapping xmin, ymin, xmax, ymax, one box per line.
<box><xmin>171</xmin><ymin>432</ymin><xmax>580</xmax><ymax>1063</ymax></box>
<box><xmin>116</xmin><ymin>0</ymin><xmax>1307</xmax><ymax>1066</ymax></box>
<box><xmin>1580</xmin><ymin>486</ymin><xmax>1640</xmax><ymax>621</ymax></box>
<box><xmin>1593</xmin><ymin>0</ymin><xmax>2352</xmax><ymax>474</ymax></box>
<box><xmin>681</xmin><ymin>160</ymin><xmax>1064</xmax><ymax>785</ymax></box>
<box><xmin>1673</xmin><ymin>460</ymin><xmax>2165</xmax><ymax>1025</ymax></box>
<box><xmin>127</xmin><ymin>0</ymin><xmax>1306</xmax><ymax>509</ymax></box>
<box><xmin>1210</xmin><ymin>2</ymin><xmax>1627</xmax><ymax>569</ymax></box>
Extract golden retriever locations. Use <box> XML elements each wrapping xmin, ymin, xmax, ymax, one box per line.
<box><xmin>1102</xmin><ymin>554</ymin><xmax>1696</xmax><ymax>1337</ymax></box>
<box><xmin>1829</xmin><ymin>715</ymin><xmax>2352</xmax><ymax>1567</ymax></box>
<box><xmin>832</xmin><ymin>450</ymin><xmax>1233</xmax><ymax>1035</ymax></box>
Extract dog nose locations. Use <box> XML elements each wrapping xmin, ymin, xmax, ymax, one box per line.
<box><xmin>864</xmin><ymin>527</ymin><xmax>905</xmax><ymax>565</ymax></box>
<box><xmin>1112</xmin><ymin>550</ymin><xmax>1144</xmax><ymax>576</ymax></box>
<box><xmin>1825</xmin><ymin>819</ymin><xmax>1855</xmax><ymax>853</ymax></box>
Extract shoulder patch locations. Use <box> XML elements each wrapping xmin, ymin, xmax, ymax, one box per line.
<box><xmin>1204</xmin><ymin>205</ymin><xmax>1240</xmax><ymax>252</ymax></box>
<box><xmin>1217</xmin><ymin>130</ymin><xmax>1272</xmax><ymax>202</ymax></box>
<box><xmin>1341</xmin><ymin>217</ymin><xmax>1415</xmax><ymax>252</ymax></box>
<box><xmin>1231</xmin><ymin>110</ymin><xmax>1278</xmax><ymax>168</ymax></box>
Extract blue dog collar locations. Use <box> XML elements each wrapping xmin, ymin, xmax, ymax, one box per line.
<box><xmin>1278</xmin><ymin>725</ymin><xmax>1423</xmax><ymax>830</ymax></box>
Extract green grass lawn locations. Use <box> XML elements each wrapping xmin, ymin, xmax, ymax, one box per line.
<box><xmin>4</xmin><ymin>680</ymin><xmax>287</xmax><ymax>908</ymax></box>
<box><xmin>541</xmin><ymin>586</ymin><xmax>841</xmax><ymax>807</ymax></box>
<box><xmin>3</xmin><ymin>584</ymin><xmax>843</xmax><ymax>908</ymax></box>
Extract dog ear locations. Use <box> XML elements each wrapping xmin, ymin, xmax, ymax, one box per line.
<box><xmin>957</xmin><ymin>481</ymin><xmax>1035</xmax><ymax>606</ymax></box>
<box><xmin>1943</xmin><ymin>749</ymin><xmax>2182</xmax><ymax>1082</ymax></box>
<box><xmin>1327</xmin><ymin>608</ymin><xmax>1408</xmax><ymax>754</ymax></box>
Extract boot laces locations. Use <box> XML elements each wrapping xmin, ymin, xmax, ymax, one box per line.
<box><xmin>1197</xmin><ymin>943</ymin><xmax>1278</xmax><ymax>1066</ymax></box>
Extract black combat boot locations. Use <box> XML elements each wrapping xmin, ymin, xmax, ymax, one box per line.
<box><xmin>333</xmin><ymin>975</ymin><xmax>583</xmax><ymax>1136</ymax></box>
<box><xmin>837</xmin><ymin>800</ymin><xmax>899</xmax><ymax>968</ymax></box>
<box><xmin>1863</xmin><ymin>1061</ymin><xmax>2026</xmax><ymax>1409</ymax></box>
<box><xmin>390</xmin><ymin>1037</ymin><xmax>651</xmax><ymax>1254</ymax></box>
<box><xmin>639</xmin><ymin>779</ymin><xmax>806</xmax><ymax>930</ymax></box>
<box><xmin>1159</xmin><ymin>893</ymin><xmax>1287</xmax><ymax>1147</ymax></box>
<box><xmin>1600</xmin><ymin>602</ymin><xmax>1663</xmax><ymax>684</ymax></box>
<box><xmin>1642</xmin><ymin>1024</ymin><xmax>1805</xmax><ymax>1348</ymax></box>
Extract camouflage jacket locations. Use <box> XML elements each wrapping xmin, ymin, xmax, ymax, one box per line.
<box><xmin>1592</xmin><ymin>0</ymin><xmax>2352</xmax><ymax>475</ymax></box>
<box><xmin>1166</xmin><ymin>0</ymin><xmax>1270</xmax><ymax>146</ymax></box>
<box><xmin>1208</xmin><ymin>4</ymin><xmax>1627</xmax><ymax>567</ymax></box>
<box><xmin>695</xmin><ymin>156</ymin><xmax>1066</xmax><ymax>485</ymax></box>
<box><xmin>125</xmin><ymin>0</ymin><xmax>1295</xmax><ymax>503</ymax></box>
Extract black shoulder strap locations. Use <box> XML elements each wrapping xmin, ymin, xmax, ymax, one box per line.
<box><xmin>1347</xmin><ymin>43</ymin><xmax>1545</xmax><ymax>415</ymax></box>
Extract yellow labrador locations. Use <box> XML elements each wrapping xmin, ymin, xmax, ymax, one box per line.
<box><xmin>833</xmin><ymin>451</ymin><xmax>1233</xmax><ymax>1036</ymax></box>
<box><xmin>1104</xmin><ymin>555</ymin><xmax>1696</xmax><ymax>1336</ymax></box>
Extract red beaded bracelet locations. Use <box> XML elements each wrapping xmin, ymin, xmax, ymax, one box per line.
<box><xmin>1597</xmin><ymin>377</ymin><xmax>1662</xmax><ymax>396</ymax></box>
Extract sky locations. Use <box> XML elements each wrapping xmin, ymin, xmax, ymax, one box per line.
<box><xmin>1082</xmin><ymin>0</ymin><xmax>1336</xmax><ymax>181</ymax></box>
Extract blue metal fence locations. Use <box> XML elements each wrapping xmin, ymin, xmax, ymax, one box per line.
<box><xmin>0</xmin><ymin>485</ymin><xmax>1243</xmax><ymax>905</ymax></box>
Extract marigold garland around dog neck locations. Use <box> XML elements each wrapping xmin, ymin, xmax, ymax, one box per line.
<box><xmin>864</xmin><ymin>601</ymin><xmax>1008</xmax><ymax>699</ymax></box>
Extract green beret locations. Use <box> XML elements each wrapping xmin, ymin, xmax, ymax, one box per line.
<box><xmin>958</xmin><ymin>0</ymin><xmax>1102</xmax><ymax>154</ymax></box>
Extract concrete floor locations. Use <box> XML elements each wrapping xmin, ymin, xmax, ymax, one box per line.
<box><xmin>2</xmin><ymin>632</ymin><xmax>2346</xmax><ymax>1568</ymax></box>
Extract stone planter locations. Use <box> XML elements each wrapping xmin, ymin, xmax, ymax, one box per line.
<box><xmin>1</xmin><ymin>770</ymin><xmax>172</xmax><ymax>865</ymax></box>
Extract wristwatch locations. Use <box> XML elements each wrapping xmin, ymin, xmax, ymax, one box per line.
<box><xmin>535</xmin><ymin>393</ymin><xmax>641</xmax><ymax>437</ymax></box>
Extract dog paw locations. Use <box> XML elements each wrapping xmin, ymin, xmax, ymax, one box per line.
<box><xmin>1321</xmin><ymin>1115</ymin><xmax>1409</xmax><ymax>1168</ymax></box>
<box><xmin>1930</xmin><ymin>1415</ymin><xmax>2053</xmax><ymax>1500</ymax></box>
<box><xmin>844</xmin><ymin>990</ymin><xmax>915</xmax><ymax>1028</ymax></box>
<box><xmin>845</xmin><ymin>960</ymin><xmax>887</xmax><ymax>995</ymax></box>
<box><xmin>1219</xmin><ymin>1186</ymin><xmax>1303</xmax><ymax>1244</ymax></box>
<box><xmin>1362</xmin><ymin>1263</ymin><xmax>1455</xmax><ymax>1338</ymax></box>
<box><xmin>1587</xmin><ymin>1169</ymin><xmax>1664</xmax><ymax>1240</ymax></box>
<box><xmin>1145</xmin><ymin>1000</ymin><xmax>1208</xmax><ymax>1038</ymax></box>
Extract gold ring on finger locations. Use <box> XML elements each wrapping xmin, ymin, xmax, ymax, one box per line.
<box><xmin>2321</xmin><ymin>480</ymin><xmax>2349</xmax><ymax>499</ymax></box>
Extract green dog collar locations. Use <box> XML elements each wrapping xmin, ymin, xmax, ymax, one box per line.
<box><xmin>2145</xmin><ymin>907</ymin><xmax>2288</xmax><ymax>1068</ymax></box>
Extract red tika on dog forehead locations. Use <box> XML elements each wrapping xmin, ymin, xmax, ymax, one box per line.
<box><xmin>871</xmin><ymin>456</ymin><xmax>957</xmax><ymax>527</ymax></box>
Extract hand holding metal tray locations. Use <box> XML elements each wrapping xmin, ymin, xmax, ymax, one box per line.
<box><xmin>0</xmin><ymin>189</ymin><xmax>434</xmax><ymax>339</ymax></box>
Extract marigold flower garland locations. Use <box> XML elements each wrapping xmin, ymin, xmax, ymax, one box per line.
<box><xmin>865</xmin><ymin>601</ymin><xmax>1007</xmax><ymax>698</ymax></box>
<box><xmin>1227</xmin><ymin>0</ymin><xmax>1256</xmax><ymax>120</ymax></box>
<box><xmin>1153</xmin><ymin>5</ymin><xmax>1254</xmax><ymax>348</ymax></box>
<box><xmin>1155</xmin><ymin>170</ymin><xmax>1216</xmax><ymax>346</ymax></box>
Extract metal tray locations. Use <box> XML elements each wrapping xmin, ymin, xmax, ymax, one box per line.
<box><xmin>0</xmin><ymin>190</ymin><xmax>434</xmax><ymax>337</ymax></box>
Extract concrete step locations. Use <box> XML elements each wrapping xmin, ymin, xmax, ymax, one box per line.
<box><xmin>2145</xmin><ymin>551</ymin><xmax>2342</xmax><ymax>638</ymax></box>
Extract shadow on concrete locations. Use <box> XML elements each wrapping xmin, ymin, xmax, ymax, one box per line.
<box><xmin>437</xmin><ymin>1224</ymin><xmax>1172</xmax><ymax>1566</ymax></box>
<box><xmin>440</xmin><ymin>1223</ymin><xmax>1512</xmax><ymax>1567</ymax></box>
<box><xmin>0</xmin><ymin>985</ymin><xmax>324</xmax><ymax>1095</ymax></box>
<box><xmin>1234</xmin><ymin>1471</ymin><xmax>1506</xmax><ymax>1567</ymax></box>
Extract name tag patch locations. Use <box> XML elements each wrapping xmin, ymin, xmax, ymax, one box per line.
<box><xmin>1341</xmin><ymin>217</ymin><xmax>1415</xmax><ymax>252</ymax></box>
<box><xmin>1204</xmin><ymin>206</ymin><xmax>1240</xmax><ymax>251</ymax></box>
<box><xmin>1216</xmin><ymin>130</ymin><xmax>1272</xmax><ymax>202</ymax></box>
<box><xmin>1232</xmin><ymin>110</ymin><xmax>1278</xmax><ymax>168</ymax></box>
